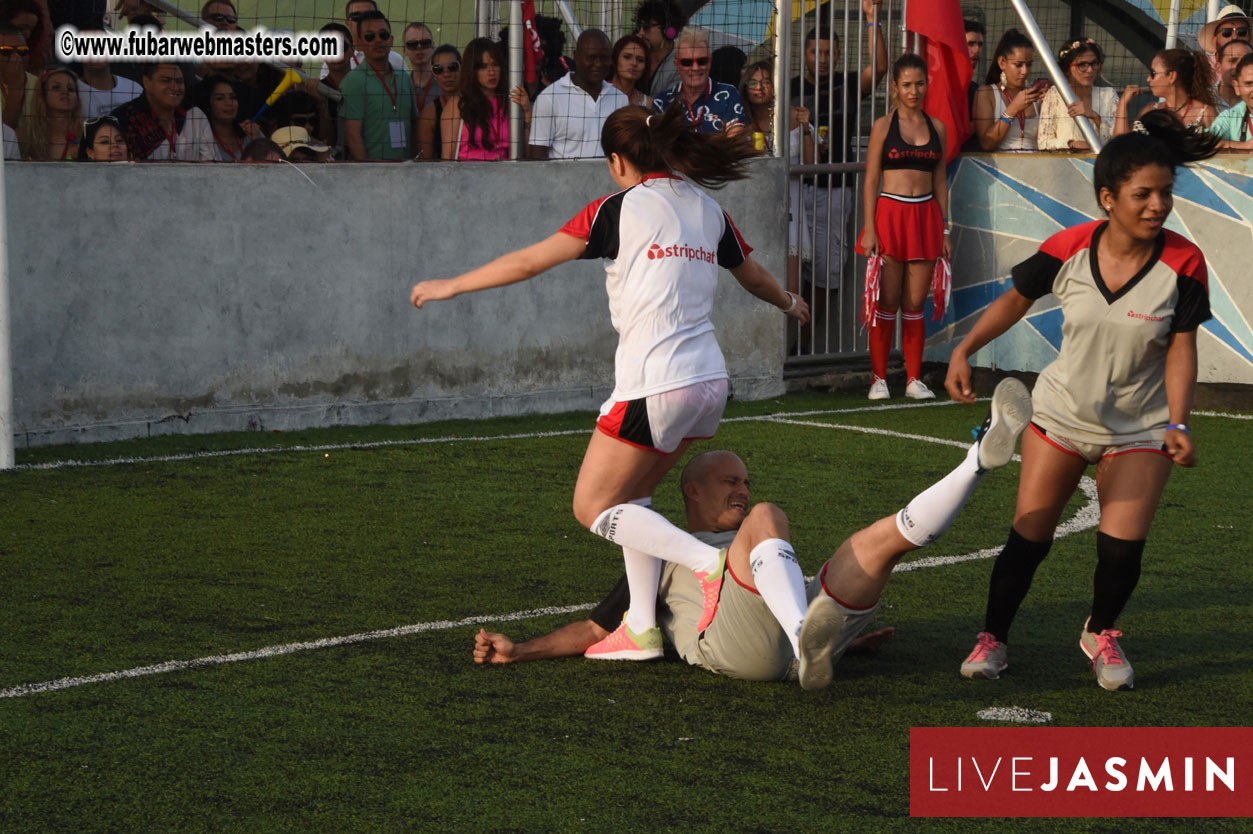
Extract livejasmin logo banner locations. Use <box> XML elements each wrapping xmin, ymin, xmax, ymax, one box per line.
<box><xmin>910</xmin><ymin>727</ymin><xmax>1251</xmax><ymax>817</ymax></box>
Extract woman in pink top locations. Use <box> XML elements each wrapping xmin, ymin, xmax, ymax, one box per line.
<box><xmin>440</xmin><ymin>37</ymin><xmax>530</xmax><ymax>160</ymax></box>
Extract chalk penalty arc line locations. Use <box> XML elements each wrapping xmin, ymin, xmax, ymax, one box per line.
<box><xmin>0</xmin><ymin>417</ymin><xmax>1099</xmax><ymax>699</ymax></box>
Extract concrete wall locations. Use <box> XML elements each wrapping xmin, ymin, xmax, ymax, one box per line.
<box><xmin>932</xmin><ymin>153</ymin><xmax>1253</xmax><ymax>387</ymax></box>
<box><xmin>7</xmin><ymin>158</ymin><xmax>790</xmax><ymax>447</ymax></box>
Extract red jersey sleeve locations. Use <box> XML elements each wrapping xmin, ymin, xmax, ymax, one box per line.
<box><xmin>559</xmin><ymin>192</ymin><xmax>624</xmax><ymax>261</ymax></box>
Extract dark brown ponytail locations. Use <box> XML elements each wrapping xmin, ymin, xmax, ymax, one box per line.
<box><xmin>600</xmin><ymin>105</ymin><xmax>756</xmax><ymax>189</ymax></box>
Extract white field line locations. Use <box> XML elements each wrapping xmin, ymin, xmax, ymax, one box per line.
<box><xmin>0</xmin><ymin>604</ymin><xmax>595</xmax><ymax>699</ymax></box>
<box><xmin>977</xmin><ymin>706</ymin><xmax>1054</xmax><ymax>724</ymax></box>
<box><xmin>11</xmin><ymin>400</ymin><xmax>1248</xmax><ymax>472</ymax></box>
<box><xmin>0</xmin><ymin>416</ymin><xmax>1101</xmax><ymax>700</ymax></box>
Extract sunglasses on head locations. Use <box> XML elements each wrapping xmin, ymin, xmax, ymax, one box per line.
<box><xmin>0</xmin><ymin>45</ymin><xmax>29</xmax><ymax>56</ymax></box>
<box><xmin>679</xmin><ymin>56</ymin><xmax>710</xmax><ymax>67</ymax></box>
<box><xmin>84</xmin><ymin>115</ymin><xmax>121</xmax><ymax>130</ymax></box>
<box><xmin>432</xmin><ymin>60</ymin><xmax>460</xmax><ymax>73</ymax></box>
<box><xmin>405</xmin><ymin>38</ymin><xmax>433</xmax><ymax>50</ymax></box>
<box><xmin>362</xmin><ymin>29</ymin><xmax>391</xmax><ymax>43</ymax></box>
<box><xmin>206</xmin><ymin>13</ymin><xmax>237</xmax><ymax>24</ymax></box>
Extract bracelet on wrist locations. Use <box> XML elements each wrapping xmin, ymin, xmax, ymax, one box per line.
<box><xmin>1000</xmin><ymin>113</ymin><xmax>1014</xmax><ymax>125</ymax></box>
<box><xmin>942</xmin><ymin>229</ymin><xmax>952</xmax><ymax>235</ymax></box>
<box><xmin>782</xmin><ymin>291</ymin><xmax>798</xmax><ymax>313</ymax></box>
<box><xmin>866</xmin><ymin>21</ymin><xmax>880</xmax><ymax>27</ymax></box>
<box><xmin>1166</xmin><ymin>423</ymin><xmax>1190</xmax><ymax>435</ymax></box>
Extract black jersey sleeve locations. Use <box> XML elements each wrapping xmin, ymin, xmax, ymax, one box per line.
<box><xmin>589</xmin><ymin>575</ymin><xmax>630</xmax><ymax>631</ymax></box>
<box><xmin>716</xmin><ymin>211</ymin><xmax>753</xmax><ymax>269</ymax></box>
<box><xmin>1172</xmin><ymin>274</ymin><xmax>1212</xmax><ymax>332</ymax></box>
<box><xmin>1011</xmin><ymin>251</ymin><xmax>1063</xmax><ymax>300</ymax></box>
<box><xmin>560</xmin><ymin>191</ymin><xmax>626</xmax><ymax>261</ymax></box>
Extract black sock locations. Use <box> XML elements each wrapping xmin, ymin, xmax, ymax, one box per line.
<box><xmin>1087</xmin><ymin>532</ymin><xmax>1145</xmax><ymax>633</ymax></box>
<box><xmin>984</xmin><ymin>527</ymin><xmax>1053</xmax><ymax>643</ymax></box>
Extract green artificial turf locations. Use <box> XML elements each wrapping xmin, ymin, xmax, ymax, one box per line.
<box><xmin>1</xmin><ymin>393</ymin><xmax>1249</xmax><ymax>832</ymax></box>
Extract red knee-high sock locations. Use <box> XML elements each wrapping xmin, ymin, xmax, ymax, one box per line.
<box><xmin>870</xmin><ymin>306</ymin><xmax>896</xmax><ymax>380</ymax></box>
<box><xmin>901</xmin><ymin>310</ymin><xmax>925</xmax><ymax>381</ymax></box>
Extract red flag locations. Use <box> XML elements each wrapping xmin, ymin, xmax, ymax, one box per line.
<box><xmin>906</xmin><ymin>0</ymin><xmax>973</xmax><ymax>163</ymax></box>
<box><xmin>521</xmin><ymin>0</ymin><xmax>544</xmax><ymax>85</ymax></box>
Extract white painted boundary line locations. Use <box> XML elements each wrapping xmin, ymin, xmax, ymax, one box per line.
<box><xmin>0</xmin><ymin>603</ymin><xmax>595</xmax><ymax>699</ymax></box>
<box><xmin>10</xmin><ymin>400</ymin><xmax>1248</xmax><ymax>472</ymax></box>
<box><xmin>0</xmin><ymin>416</ymin><xmax>1102</xmax><ymax>700</ymax></box>
<box><xmin>977</xmin><ymin>706</ymin><xmax>1053</xmax><ymax>724</ymax></box>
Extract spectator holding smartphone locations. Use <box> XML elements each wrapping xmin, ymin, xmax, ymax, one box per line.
<box><xmin>972</xmin><ymin>29</ymin><xmax>1043</xmax><ymax>151</ymax></box>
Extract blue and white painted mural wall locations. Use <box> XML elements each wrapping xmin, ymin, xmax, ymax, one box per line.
<box><xmin>933</xmin><ymin>154</ymin><xmax>1253</xmax><ymax>386</ymax></box>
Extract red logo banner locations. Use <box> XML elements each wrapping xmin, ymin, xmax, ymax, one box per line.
<box><xmin>911</xmin><ymin>727</ymin><xmax>1252</xmax><ymax>817</ymax></box>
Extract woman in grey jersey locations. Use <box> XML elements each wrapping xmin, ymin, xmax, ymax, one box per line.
<box><xmin>944</xmin><ymin>110</ymin><xmax>1219</xmax><ymax>692</ymax></box>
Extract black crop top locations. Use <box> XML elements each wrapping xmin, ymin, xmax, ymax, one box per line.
<box><xmin>882</xmin><ymin>110</ymin><xmax>943</xmax><ymax>172</ymax></box>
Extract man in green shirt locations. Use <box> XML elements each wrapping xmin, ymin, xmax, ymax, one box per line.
<box><xmin>1208</xmin><ymin>52</ymin><xmax>1253</xmax><ymax>150</ymax></box>
<box><xmin>342</xmin><ymin>10</ymin><xmax>417</xmax><ymax>160</ymax></box>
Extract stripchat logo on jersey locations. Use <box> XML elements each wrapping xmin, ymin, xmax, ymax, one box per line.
<box><xmin>646</xmin><ymin>242</ymin><xmax>717</xmax><ymax>263</ymax></box>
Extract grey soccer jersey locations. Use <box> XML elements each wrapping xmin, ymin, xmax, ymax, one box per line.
<box><xmin>1012</xmin><ymin>221</ymin><xmax>1210</xmax><ymax>445</ymax></box>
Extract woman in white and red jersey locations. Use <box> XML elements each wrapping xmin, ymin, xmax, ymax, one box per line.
<box><xmin>944</xmin><ymin>110</ymin><xmax>1219</xmax><ymax>691</ymax></box>
<box><xmin>411</xmin><ymin>105</ymin><xmax>810</xmax><ymax>660</ymax></box>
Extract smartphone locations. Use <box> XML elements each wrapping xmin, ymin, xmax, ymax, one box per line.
<box><xmin>1031</xmin><ymin>78</ymin><xmax>1050</xmax><ymax>92</ymax></box>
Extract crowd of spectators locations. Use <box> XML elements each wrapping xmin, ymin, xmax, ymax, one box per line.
<box><xmin>0</xmin><ymin>0</ymin><xmax>1249</xmax><ymax>167</ymax></box>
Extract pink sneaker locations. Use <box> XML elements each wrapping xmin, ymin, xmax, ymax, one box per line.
<box><xmin>1079</xmin><ymin>618</ymin><xmax>1134</xmax><ymax>691</ymax></box>
<box><xmin>694</xmin><ymin>548</ymin><xmax>728</xmax><ymax>632</ymax></box>
<box><xmin>960</xmin><ymin>631</ymin><xmax>1008</xmax><ymax>679</ymax></box>
<box><xmin>583</xmin><ymin>619</ymin><xmax>663</xmax><ymax>661</ymax></box>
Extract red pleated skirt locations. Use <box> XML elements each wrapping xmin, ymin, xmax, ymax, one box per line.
<box><xmin>855</xmin><ymin>193</ymin><xmax>944</xmax><ymax>261</ymax></box>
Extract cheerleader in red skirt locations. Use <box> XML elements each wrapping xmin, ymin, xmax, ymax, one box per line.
<box><xmin>856</xmin><ymin>53</ymin><xmax>951</xmax><ymax>400</ymax></box>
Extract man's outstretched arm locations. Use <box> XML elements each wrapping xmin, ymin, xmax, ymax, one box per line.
<box><xmin>474</xmin><ymin>620</ymin><xmax>611</xmax><ymax>665</ymax></box>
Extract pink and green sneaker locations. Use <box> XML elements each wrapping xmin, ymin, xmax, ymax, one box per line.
<box><xmin>583</xmin><ymin>618</ymin><xmax>663</xmax><ymax>661</ymax></box>
<box><xmin>694</xmin><ymin>548</ymin><xmax>729</xmax><ymax>632</ymax></box>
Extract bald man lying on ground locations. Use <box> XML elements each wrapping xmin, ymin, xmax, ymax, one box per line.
<box><xmin>474</xmin><ymin>379</ymin><xmax>1033</xmax><ymax>690</ymax></box>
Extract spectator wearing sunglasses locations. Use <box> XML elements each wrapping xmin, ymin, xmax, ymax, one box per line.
<box><xmin>0</xmin><ymin>22</ymin><xmax>29</xmax><ymax>131</ymax></box>
<box><xmin>1038</xmin><ymin>38</ymin><xmax>1115</xmax><ymax>151</ymax></box>
<box><xmin>1200</xmin><ymin>4</ymin><xmax>1250</xmax><ymax>77</ymax></box>
<box><xmin>633</xmin><ymin>0</ymin><xmax>683</xmax><ymax>98</ymax></box>
<box><xmin>321</xmin><ymin>0</ymin><xmax>405</xmax><ymax>79</ymax></box>
<box><xmin>1208</xmin><ymin>52</ymin><xmax>1253</xmax><ymax>149</ymax></box>
<box><xmin>653</xmin><ymin>28</ymin><xmax>744</xmax><ymax>135</ymax></box>
<box><xmin>77</xmin><ymin>115</ymin><xmax>128</xmax><ymax>161</ymax></box>
<box><xmin>528</xmin><ymin>28</ymin><xmax>627</xmax><ymax>160</ymax></box>
<box><xmin>1</xmin><ymin>0</ymin><xmax>48</xmax><ymax>73</ymax></box>
<box><xmin>417</xmin><ymin>43</ymin><xmax>459</xmax><ymax>160</ymax></box>
<box><xmin>402</xmin><ymin>22</ymin><xmax>437</xmax><ymax>113</ymax></box>
<box><xmin>342</xmin><ymin>10</ymin><xmax>417</xmax><ymax>160</ymax></box>
<box><xmin>200</xmin><ymin>0</ymin><xmax>238</xmax><ymax>32</ymax></box>
<box><xmin>77</xmin><ymin>33</ymin><xmax>143</xmax><ymax>118</ymax></box>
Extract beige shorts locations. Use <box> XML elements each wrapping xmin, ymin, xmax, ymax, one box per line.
<box><xmin>659</xmin><ymin>555</ymin><xmax>878</xmax><ymax>682</ymax></box>
<box><xmin>1030</xmin><ymin>422</ymin><xmax>1168</xmax><ymax>465</ymax></box>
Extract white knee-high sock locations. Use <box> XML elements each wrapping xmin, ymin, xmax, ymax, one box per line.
<box><xmin>622</xmin><ymin>543</ymin><xmax>663</xmax><ymax>633</ymax></box>
<box><xmin>895</xmin><ymin>442</ymin><xmax>984</xmax><ymax>547</ymax></box>
<box><xmin>749</xmin><ymin>538</ymin><xmax>808</xmax><ymax>657</ymax></box>
<box><xmin>591</xmin><ymin>502</ymin><xmax>720</xmax><ymax>574</ymax></box>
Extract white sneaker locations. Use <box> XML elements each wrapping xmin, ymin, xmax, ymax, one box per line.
<box><xmin>1079</xmin><ymin>618</ymin><xmax>1135</xmax><ymax>691</ymax></box>
<box><xmin>973</xmin><ymin>377</ymin><xmax>1033</xmax><ymax>472</ymax></box>
<box><xmin>905</xmin><ymin>378</ymin><xmax>936</xmax><ymax>400</ymax></box>
<box><xmin>797</xmin><ymin>594</ymin><xmax>843</xmax><ymax>691</ymax></box>
<box><xmin>868</xmin><ymin>377</ymin><xmax>889</xmax><ymax>400</ymax></box>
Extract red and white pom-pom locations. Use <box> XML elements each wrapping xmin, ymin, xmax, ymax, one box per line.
<box><xmin>930</xmin><ymin>257</ymin><xmax>952</xmax><ymax>322</ymax></box>
<box><xmin>861</xmin><ymin>253</ymin><xmax>883</xmax><ymax>329</ymax></box>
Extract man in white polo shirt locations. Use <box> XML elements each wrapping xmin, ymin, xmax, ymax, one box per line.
<box><xmin>527</xmin><ymin>28</ymin><xmax>628</xmax><ymax>160</ymax></box>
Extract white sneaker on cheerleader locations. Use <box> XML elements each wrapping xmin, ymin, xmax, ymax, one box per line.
<box><xmin>868</xmin><ymin>377</ymin><xmax>890</xmax><ymax>400</ymax></box>
<box><xmin>905</xmin><ymin>378</ymin><xmax>936</xmax><ymax>400</ymax></box>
